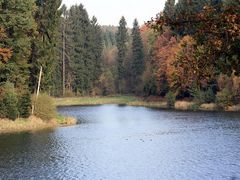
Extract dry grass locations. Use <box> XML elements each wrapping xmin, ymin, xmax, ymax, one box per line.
<box><xmin>226</xmin><ymin>104</ymin><xmax>240</xmax><ymax>112</ymax></box>
<box><xmin>0</xmin><ymin>115</ymin><xmax>78</xmax><ymax>134</ymax></box>
<box><xmin>128</xmin><ymin>101</ymin><xmax>167</xmax><ymax>108</ymax></box>
<box><xmin>55</xmin><ymin>96</ymin><xmax>168</xmax><ymax>109</ymax></box>
<box><xmin>175</xmin><ymin>101</ymin><xmax>195</xmax><ymax>110</ymax></box>
<box><xmin>200</xmin><ymin>103</ymin><xmax>218</xmax><ymax>111</ymax></box>
<box><xmin>0</xmin><ymin>116</ymin><xmax>57</xmax><ymax>134</ymax></box>
<box><xmin>65</xmin><ymin>117</ymin><xmax>77</xmax><ymax>126</ymax></box>
<box><xmin>56</xmin><ymin>115</ymin><xmax>77</xmax><ymax>127</ymax></box>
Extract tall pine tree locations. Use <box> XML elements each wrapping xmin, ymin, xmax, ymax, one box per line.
<box><xmin>30</xmin><ymin>0</ymin><xmax>62</xmax><ymax>94</ymax></box>
<box><xmin>163</xmin><ymin>0</ymin><xmax>176</xmax><ymax>22</ymax></box>
<box><xmin>0</xmin><ymin>0</ymin><xmax>37</xmax><ymax>91</ymax></box>
<box><xmin>0</xmin><ymin>0</ymin><xmax>37</xmax><ymax>117</ymax></box>
<box><xmin>89</xmin><ymin>16</ymin><xmax>104</xmax><ymax>86</ymax></box>
<box><xmin>116</xmin><ymin>16</ymin><xmax>128</xmax><ymax>93</ymax></box>
<box><xmin>131</xmin><ymin>19</ymin><xmax>145</xmax><ymax>92</ymax></box>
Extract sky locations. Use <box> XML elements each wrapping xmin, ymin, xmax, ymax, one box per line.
<box><xmin>61</xmin><ymin>0</ymin><xmax>167</xmax><ymax>27</ymax></box>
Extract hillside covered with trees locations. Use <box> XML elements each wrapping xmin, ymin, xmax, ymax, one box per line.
<box><xmin>0</xmin><ymin>0</ymin><xmax>239</xmax><ymax>120</ymax></box>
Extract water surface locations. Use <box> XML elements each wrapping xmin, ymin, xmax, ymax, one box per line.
<box><xmin>0</xmin><ymin>105</ymin><xmax>240</xmax><ymax>179</ymax></box>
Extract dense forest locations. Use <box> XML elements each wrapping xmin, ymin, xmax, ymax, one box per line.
<box><xmin>0</xmin><ymin>0</ymin><xmax>239</xmax><ymax>120</ymax></box>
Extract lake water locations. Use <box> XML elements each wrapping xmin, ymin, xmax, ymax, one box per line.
<box><xmin>0</xmin><ymin>105</ymin><xmax>240</xmax><ymax>179</ymax></box>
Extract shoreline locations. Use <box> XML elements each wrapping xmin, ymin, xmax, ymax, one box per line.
<box><xmin>55</xmin><ymin>96</ymin><xmax>240</xmax><ymax>112</ymax></box>
<box><xmin>0</xmin><ymin>115</ymin><xmax>77</xmax><ymax>135</ymax></box>
<box><xmin>1</xmin><ymin>95</ymin><xmax>239</xmax><ymax>135</ymax></box>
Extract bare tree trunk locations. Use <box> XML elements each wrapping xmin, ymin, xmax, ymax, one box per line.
<box><xmin>32</xmin><ymin>66</ymin><xmax>43</xmax><ymax>115</ymax></box>
<box><xmin>62</xmin><ymin>18</ymin><xmax>66</xmax><ymax>96</ymax></box>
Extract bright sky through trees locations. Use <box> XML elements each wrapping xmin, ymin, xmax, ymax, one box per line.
<box><xmin>61</xmin><ymin>0</ymin><xmax>167</xmax><ymax>26</ymax></box>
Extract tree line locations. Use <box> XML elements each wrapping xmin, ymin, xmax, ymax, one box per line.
<box><xmin>0</xmin><ymin>0</ymin><xmax>146</xmax><ymax>119</ymax></box>
<box><xmin>0</xmin><ymin>0</ymin><xmax>239</xmax><ymax>119</ymax></box>
<box><xmin>56</xmin><ymin>8</ymin><xmax>146</xmax><ymax>96</ymax></box>
<box><xmin>145</xmin><ymin>0</ymin><xmax>240</xmax><ymax>107</ymax></box>
<box><xmin>0</xmin><ymin>0</ymin><xmax>62</xmax><ymax>119</ymax></box>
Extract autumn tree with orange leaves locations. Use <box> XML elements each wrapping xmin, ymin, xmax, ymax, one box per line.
<box><xmin>0</xmin><ymin>27</ymin><xmax>12</xmax><ymax>64</ymax></box>
<box><xmin>147</xmin><ymin>0</ymin><xmax>240</xmax><ymax>76</ymax></box>
<box><xmin>152</xmin><ymin>28</ymin><xmax>178</xmax><ymax>96</ymax></box>
<box><xmin>168</xmin><ymin>36</ymin><xmax>215</xmax><ymax>95</ymax></box>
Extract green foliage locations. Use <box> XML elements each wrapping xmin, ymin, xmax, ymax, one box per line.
<box><xmin>0</xmin><ymin>0</ymin><xmax>37</xmax><ymax>89</ymax></box>
<box><xmin>174</xmin><ymin>0</ymin><xmax>209</xmax><ymax>35</ymax></box>
<box><xmin>0</xmin><ymin>82</ymin><xmax>19</xmax><ymax>120</ymax></box>
<box><xmin>33</xmin><ymin>94</ymin><xmax>57</xmax><ymax>121</ymax></box>
<box><xmin>30</xmin><ymin>0</ymin><xmax>62</xmax><ymax>93</ymax></box>
<box><xmin>56</xmin><ymin>114</ymin><xmax>65</xmax><ymax>124</ymax></box>
<box><xmin>89</xmin><ymin>16</ymin><xmax>104</xmax><ymax>82</ymax></box>
<box><xmin>189</xmin><ymin>103</ymin><xmax>200</xmax><ymax>111</ymax></box>
<box><xmin>164</xmin><ymin>0</ymin><xmax>176</xmax><ymax>21</ymax></box>
<box><xmin>99</xmin><ymin>70</ymin><xmax>116</xmax><ymax>96</ymax></box>
<box><xmin>59</xmin><ymin>4</ymin><xmax>103</xmax><ymax>95</ymax></box>
<box><xmin>217</xmin><ymin>73</ymin><xmax>240</xmax><ymax>104</ymax></box>
<box><xmin>116</xmin><ymin>16</ymin><xmax>128</xmax><ymax>93</ymax></box>
<box><xmin>166</xmin><ymin>91</ymin><xmax>176</xmax><ymax>108</ymax></box>
<box><xmin>204</xmin><ymin>88</ymin><xmax>216</xmax><ymax>103</ymax></box>
<box><xmin>131</xmin><ymin>19</ymin><xmax>145</xmax><ymax>92</ymax></box>
<box><xmin>18</xmin><ymin>92</ymin><xmax>31</xmax><ymax>118</ymax></box>
<box><xmin>190</xmin><ymin>87</ymin><xmax>216</xmax><ymax>104</ymax></box>
<box><xmin>143</xmin><ymin>77</ymin><xmax>157</xmax><ymax>96</ymax></box>
<box><xmin>102</xmin><ymin>26</ymin><xmax>117</xmax><ymax>48</ymax></box>
<box><xmin>189</xmin><ymin>88</ymin><xmax>204</xmax><ymax>104</ymax></box>
<box><xmin>216</xmin><ymin>88</ymin><xmax>234</xmax><ymax>109</ymax></box>
<box><xmin>3</xmin><ymin>91</ymin><xmax>19</xmax><ymax>120</ymax></box>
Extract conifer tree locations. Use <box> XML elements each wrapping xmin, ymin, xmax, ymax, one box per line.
<box><xmin>163</xmin><ymin>0</ymin><xmax>176</xmax><ymax>22</ymax></box>
<box><xmin>0</xmin><ymin>0</ymin><xmax>37</xmax><ymax>90</ymax></box>
<box><xmin>89</xmin><ymin>16</ymin><xmax>104</xmax><ymax>84</ymax></box>
<box><xmin>68</xmin><ymin>5</ymin><xmax>90</xmax><ymax>94</ymax></box>
<box><xmin>116</xmin><ymin>16</ymin><xmax>128</xmax><ymax>93</ymax></box>
<box><xmin>30</xmin><ymin>0</ymin><xmax>62</xmax><ymax>94</ymax></box>
<box><xmin>0</xmin><ymin>0</ymin><xmax>37</xmax><ymax>118</ymax></box>
<box><xmin>131</xmin><ymin>19</ymin><xmax>145</xmax><ymax>92</ymax></box>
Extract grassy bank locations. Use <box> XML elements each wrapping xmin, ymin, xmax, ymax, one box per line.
<box><xmin>0</xmin><ymin>115</ymin><xmax>77</xmax><ymax>135</ymax></box>
<box><xmin>54</xmin><ymin>96</ymin><xmax>190</xmax><ymax>109</ymax></box>
<box><xmin>55</xmin><ymin>96</ymin><xmax>139</xmax><ymax>106</ymax></box>
<box><xmin>0</xmin><ymin>116</ymin><xmax>56</xmax><ymax>134</ymax></box>
<box><xmin>54</xmin><ymin>95</ymin><xmax>240</xmax><ymax>112</ymax></box>
<box><xmin>54</xmin><ymin>95</ymin><xmax>170</xmax><ymax>109</ymax></box>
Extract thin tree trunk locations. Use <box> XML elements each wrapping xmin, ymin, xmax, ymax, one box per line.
<box><xmin>62</xmin><ymin>19</ymin><xmax>66</xmax><ymax>96</ymax></box>
<box><xmin>32</xmin><ymin>66</ymin><xmax>43</xmax><ymax>115</ymax></box>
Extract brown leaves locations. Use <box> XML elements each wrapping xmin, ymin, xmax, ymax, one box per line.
<box><xmin>0</xmin><ymin>27</ymin><xmax>12</xmax><ymax>63</ymax></box>
<box><xmin>0</xmin><ymin>27</ymin><xmax>7</xmax><ymax>39</ymax></box>
<box><xmin>0</xmin><ymin>48</ymin><xmax>12</xmax><ymax>63</ymax></box>
<box><xmin>152</xmin><ymin>29</ymin><xmax>178</xmax><ymax>93</ymax></box>
<box><xmin>155</xmin><ymin>35</ymin><xmax>215</xmax><ymax>94</ymax></box>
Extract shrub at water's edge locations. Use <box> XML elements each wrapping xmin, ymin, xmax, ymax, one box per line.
<box><xmin>0</xmin><ymin>82</ymin><xmax>19</xmax><ymax>120</ymax></box>
<box><xmin>56</xmin><ymin>114</ymin><xmax>77</xmax><ymax>126</ymax></box>
<box><xmin>32</xmin><ymin>93</ymin><xmax>57</xmax><ymax>121</ymax></box>
<box><xmin>0</xmin><ymin>82</ymin><xmax>32</xmax><ymax>120</ymax></box>
<box><xmin>0</xmin><ymin>93</ymin><xmax>77</xmax><ymax>134</ymax></box>
<box><xmin>166</xmin><ymin>92</ymin><xmax>175</xmax><ymax>108</ymax></box>
<box><xmin>32</xmin><ymin>93</ymin><xmax>77</xmax><ymax>126</ymax></box>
